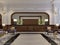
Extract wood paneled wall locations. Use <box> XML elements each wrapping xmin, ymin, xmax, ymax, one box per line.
<box><xmin>23</xmin><ymin>19</ymin><xmax>38</xmax><ymax>25</ymax></box>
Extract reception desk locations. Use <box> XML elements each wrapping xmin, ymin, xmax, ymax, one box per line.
<box><xmin>11</xmin><ymin>34</ymin><xmax>51</xmax><ymax>45</ymax></box>
<box><xmin>5</xmin><ymin>25</ymin><xmax>57</xmax><ymax>32</ymax></box>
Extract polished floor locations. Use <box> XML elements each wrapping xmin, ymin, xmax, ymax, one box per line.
<box><xmin>0</xmin><ymin>32</ymin><xmax>60</xmax><ymax>45</ymax></box>
<box><xmin>11</xmin><ymin>34</ymin><xmax>51</xmax><ymax>45</ymax></box>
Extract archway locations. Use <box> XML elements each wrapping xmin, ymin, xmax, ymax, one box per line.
<box><xmin>11</xmin><ymin>12</ymin><xmax>50</xmax><ymax>25</ymax></box>
<box><xmin>10</xmin><ymin>12</ymin><xmax>50</xmax><ymax>32</ymax></box>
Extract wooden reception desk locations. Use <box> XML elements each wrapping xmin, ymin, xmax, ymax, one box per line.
<box><xmin>5</xmin><ymin>25</ymin><xmax>57</xmax><ymax>32</ymax></box>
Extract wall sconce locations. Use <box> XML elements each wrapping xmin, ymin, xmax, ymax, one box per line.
<box><xmin>45</xmin><ymin>19</ymin><xmax>48</xmax><ymax>22</ymax></box>
<box><xmin>55</xmin><ymin>24</ymin><xmax>59</xmax><ymax>30</ymax></box>
<box><xmin>13</xmin><ymin>19</ymin><xmax>17</xmax><ymax>22</ymax></box>
<box><xmin>55</xmin><ymin>24</ymin><xmax>59</xmax><ymax>26</ymax></box>
<box><xmin>2</xmin><ymin>24</ymin><xmax>6</xmax><ymax>27</ymax></box>
<box><xmin>13</xmin><ymin>19</ymin><xmax>17</xmax><ymax>25</ymax></box>
<box><xmin>44</xmin><ymin>19</ymin><xmax>48</xmax><ymax>25</ymax></box>
<box><xmin>2</xmin><ymin>24</ymin><xmax>6</xmax><ymax>30</ymax></box>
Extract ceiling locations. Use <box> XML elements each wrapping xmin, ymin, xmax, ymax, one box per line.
<box><xmin>0</xmin><ymin>0</ymin><xmax>60</xmax><ymax>4</ymax></box>
<box><xmin>0</xmin><ymin>0</ymin><xmax>50</xmax><ymax>3</ymax></box>
<box><xmin>0</xmin><ymin>0</ymin><xmax>60</xmax><ymax>11</ymax></box>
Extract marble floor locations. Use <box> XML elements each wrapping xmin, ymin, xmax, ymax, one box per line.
<box><xmin>46</xmin><ymin>33</ymin><xmax>60</xmax><ymax>45</ymax></box>
<box><xmin>11</xmin><ymin>34</ymin><xmax>51</xmax><ymax>45</ymax></box>
<box><xmin>0</xmin><ymin>33</ymin><xmax>15</xmax><ymax>45</ymax></box>
<box><xmin>0</xmin><ymin>32</ymin><xmax>60</xmax><ymax>45</ymax></box>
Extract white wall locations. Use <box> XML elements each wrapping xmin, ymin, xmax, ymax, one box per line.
<box><xmin>54</xmin><ymin>0</ymin><xmax>60</xmax><ymax>24</ymax></box>
<box><xmin>1</xmin><ymin>9</ymin><xmax>53</xmax><ymax>25</ymax></box>
<box><xmin>1</xmin><ymin>0</ymin><xmax>60</xmax><ymax>25</ymax></box>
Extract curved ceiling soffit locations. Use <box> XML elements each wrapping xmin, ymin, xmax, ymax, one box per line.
<box><xmin>11</xmin><ymin>12</ymin><xmax>49</xmax><ymax>16</ymax></box>
<box><xmin>11</xmin><ymin>12</ymin><xmax>50</xmax><ymax>22</ymax></box>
